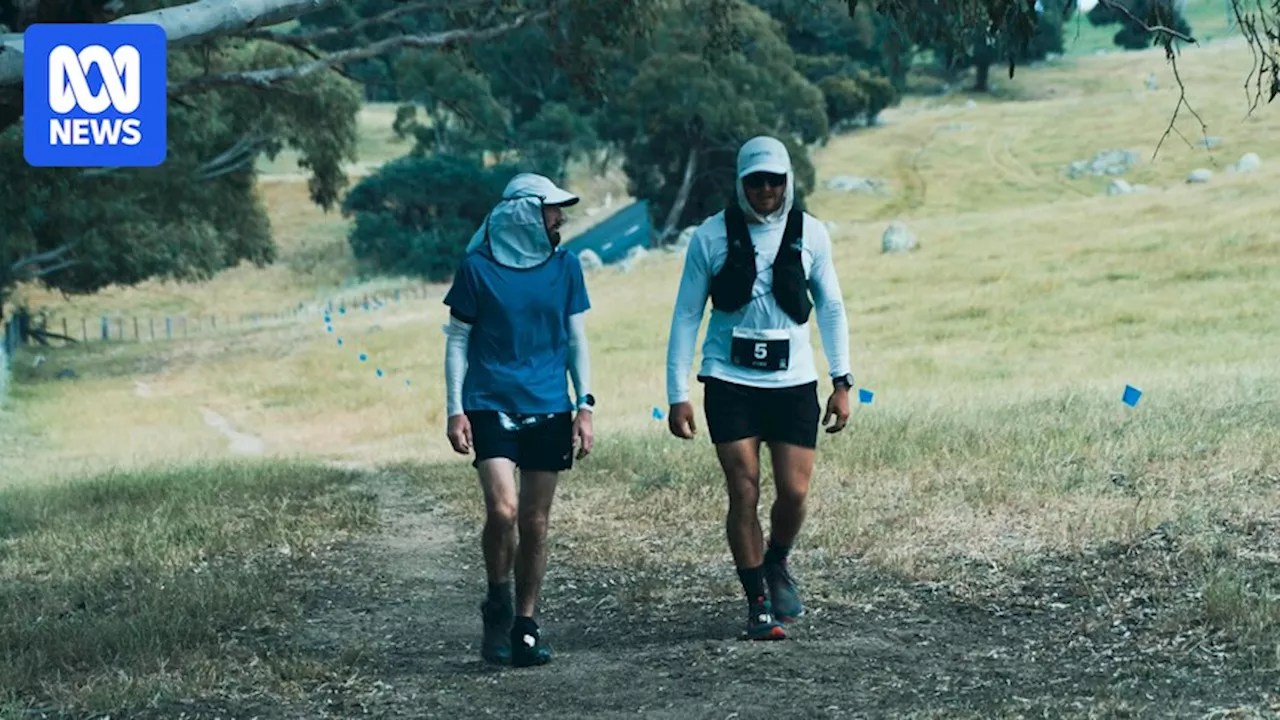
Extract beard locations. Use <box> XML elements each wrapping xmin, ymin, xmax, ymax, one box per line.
<box><xmin>548</xmin><ymin>230</ymin><xmax>562</xmax><ymax>247</ymax></box>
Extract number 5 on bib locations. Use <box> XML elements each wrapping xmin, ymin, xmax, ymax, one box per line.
<box><xmin>730</xmin><ymin>328</ymin><xmax>790</xmax><ymax>371</ymax></box>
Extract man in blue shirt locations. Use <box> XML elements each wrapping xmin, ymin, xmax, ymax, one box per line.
<box><xmin>442</xmin><ymin>173</ymin><xmax>595</xmax><ymax>668</ymax></box>
<box><xmin>442</xmin><ymin>172</ymin><xmax>596</xmax><ymax>666</ymax></box>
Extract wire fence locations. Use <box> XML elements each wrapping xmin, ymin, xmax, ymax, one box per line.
<box><xmin>0</xmin><ymin>281</ymin><xmax>441</xmax><ymax>352</ymax></box>
<box><xmin>0</xmin><ymin>317</ymin><xmax>13</xmax><ymax>404</ymax></box>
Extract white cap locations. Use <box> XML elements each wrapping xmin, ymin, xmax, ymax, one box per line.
<box><xmin>502</xmin><ymin>172</ymin><xmax>580</xmax><ymax>207</ymax></box>
<box><xmin>737</xmin><ymin>136</ymin><xmax>791</xmax><ymax>178</ymax></box>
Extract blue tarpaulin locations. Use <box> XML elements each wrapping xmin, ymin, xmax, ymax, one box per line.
<box><xmin>562</xmin><ymin>200</ymin><xmax>652</xmax><ymax>265</ymax></box>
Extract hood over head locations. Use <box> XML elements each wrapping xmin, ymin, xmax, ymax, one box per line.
<box><xmin>735</xmin><ymin>135</ymin><xmax>795</xmax><ymax>225</ymax></box>
<box><xmin>464</xmin><ymin>173</ymin><xmax>580</xmax><ymax>269</ymax></box>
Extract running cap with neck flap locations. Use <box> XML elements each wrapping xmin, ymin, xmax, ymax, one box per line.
<box><xmin>502</xmin><ymin>172</ymin><xmax>580</xmax><ymax>207</ymax></box>
<box><xmin>464</xmin><ymin>173</ymin><xmax>580</xmax><ymax>269</ymax></box>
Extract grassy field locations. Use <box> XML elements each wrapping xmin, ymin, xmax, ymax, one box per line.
<box><xmin>2</xmin><ymin>15</ymin><xmax>1278</xmax><ymax>717</ymax></box>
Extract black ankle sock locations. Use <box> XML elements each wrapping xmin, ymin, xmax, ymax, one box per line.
<box><xmin>513</xmin><ymin>615</ymin><xmax>539</xmax><ymax>636</ymax></box>
<box><xmin>764</xmin><ymin>542</ymin><xmax>791</xmax><ymax>566</ymax></box>
<box><xmin>487</xmin><ymin>581</ymin><xmax>512</xmax><ymax>606</ymax></box>
<box><xmin>737</xmin><ymin>565</ymin><xmax>766</xmax><ymax>602</ymax></box>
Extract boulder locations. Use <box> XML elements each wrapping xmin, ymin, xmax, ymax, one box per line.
<box><xmin>1233</xmin><ymin>152</ymin><xmax>1261</xmax><ymax>173</ymax></box>
<box><xmin>578</xmin><ymin>249</ymin><xmax>603</xmax><ymax>271</ymax></box>
<box><xmin>1107</xmin><ymin>179</ymin><xmax>1134</xmax><ymax>196</ymax></box>
<box><xmin>881</xmin><ymin>222</ymin><xmax>918</xmax><ymax>253</ymax></box>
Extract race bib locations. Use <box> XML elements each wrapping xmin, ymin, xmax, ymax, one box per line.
<box><xmin>729</xmin><ymin>328</ymin><xmax>790</xmax><ymax>371</ymax></box>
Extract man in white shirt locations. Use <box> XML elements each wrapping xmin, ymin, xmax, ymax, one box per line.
<box><xmin>665</xmin><ymin>135</ymin><xmax>853</xmax><ymax>640</ymax></box>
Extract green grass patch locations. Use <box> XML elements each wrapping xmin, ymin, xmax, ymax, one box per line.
<box><xmin>0</xmin><ymin>461</ymin><xmax>378</xmax><ymax>716</ymax></box>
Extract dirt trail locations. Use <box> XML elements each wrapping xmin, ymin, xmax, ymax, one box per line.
<box><xmin>175</xmin><ymin>472</ymin><xmax>1274</xmax><ymax>720</ymax></box>
<box><xmin>198</xmin><ymin>407</ymin><xmax>265</xmax><ymax>456</ymax></box>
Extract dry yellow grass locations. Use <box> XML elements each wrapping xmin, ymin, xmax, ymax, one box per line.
<box><xmin>4</xmin><ymin>39</ymin><xmax>1278</xmax><ymax>582</ymax></box>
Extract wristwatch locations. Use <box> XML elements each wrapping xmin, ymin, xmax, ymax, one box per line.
<box><xmin>578</xmin><ymin>393</ymin><xmax>596</xmax><ymax>411</ymax></box>
<box><xmin>832</xmin><ymin>374</ymin><xmax>854</xmax><ymax>390</ymax></box>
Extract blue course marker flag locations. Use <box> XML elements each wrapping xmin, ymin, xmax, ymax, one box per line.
<box><xmin>337</xmin><ymin>338</ymin><xmax>343</xmax><ymax>346</ymax></box>
<box><xmin>858</xmin><ymin>388</ymin><xmax>874</xmax><ymax>404</ymax></box>
<box><xmin>359</xmin><ymin>353</ymin><xmax>367</xmax><ymax>362</ymax></box>
<box><xmin>652</xmin><ymin>406</ymin><xmax>665</xmax><ymax>420</ymax></box>
<box><xmin>376</xmin><ymin>369</ymin><xmax>384</xmax><ymax>378</ymax></box>
<box><xmin>1123</xmin><ymin>385</ymin><xmax>1142</xmax><ymax>407</ymax></box>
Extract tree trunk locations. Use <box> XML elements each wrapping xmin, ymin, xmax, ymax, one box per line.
<box><xmin>974</xmin><ymin>61</ymin><xmax>991</xmax><ymax>92</ymax></box>
<box><xmin>657</xmin><ymin>147</ymin><xmax>699</xmax><ymax>246</ymax></box>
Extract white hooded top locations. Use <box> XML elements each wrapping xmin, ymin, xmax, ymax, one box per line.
<box><xmin>665</xmin><ymin>136</ymin><xmax>852</xmax><ymax>404</ymax></box>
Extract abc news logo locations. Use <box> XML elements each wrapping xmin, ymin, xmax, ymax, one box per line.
<box><xmin>47</xmin><ymin>44</ymin><xmax>144</xmax><ymax>147</ymax></box>
<box><xmin>24</xmin><ymin>23</ymin><xmax>167</xmax><ymax>167</ymax></box>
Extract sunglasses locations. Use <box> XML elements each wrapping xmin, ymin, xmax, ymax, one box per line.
<box><xmin>743</xmin><ymin>172</ymin><xmax>787</xmax><ymax>190</ymax></box>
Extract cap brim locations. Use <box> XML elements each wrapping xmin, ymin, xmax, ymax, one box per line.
<box><xmin>543</xmin><ymin>187</ymin><xmax>580</xmax><ymax>207</ymax></box>
<box><xmin>739</xmin><ymin>163</ymin><xmax>789</xmax><ymax>178</ymax></box>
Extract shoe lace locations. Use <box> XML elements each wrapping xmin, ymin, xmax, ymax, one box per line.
<box><xmin>769</xmin><ymin>560</ymin><xmax>797</xmax><ymax>587</ymax></box>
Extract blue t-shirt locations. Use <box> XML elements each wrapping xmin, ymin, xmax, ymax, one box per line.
<box><xmin>443</xmin><ymin>248</ymin><xmax>591</xmax><ymax>415</ymax></box>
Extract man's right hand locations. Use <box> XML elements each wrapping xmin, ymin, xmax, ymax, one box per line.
<box><xmin>667</xmin><ymin>402</ymin><xmax>697</xmax><ymax>439</ymax></box>
<box><xmin>446</xmin><ymin>413</ymin><xmax>473</xmax><ymax>454</ymax></box>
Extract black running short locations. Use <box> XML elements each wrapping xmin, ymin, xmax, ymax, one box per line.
<box><xmin>699</xmin><ymin>376</ymin><xmax>821</xmax><ymax>449</ymax></box>
<box><xmin>466</xmin><ymin>410</ymin><xmax>574</xmax><ymax>472</ymax></box>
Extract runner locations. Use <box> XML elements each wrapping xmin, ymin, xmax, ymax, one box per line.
<box><xmin>665</xmin><ymin>136</ymin><xmax>853</xmax><ymax>640</ymax></box>
<box><xmin>443</xmin><ymin>172</ymin><xmax>595</xmax><ymax>666</ymax></box>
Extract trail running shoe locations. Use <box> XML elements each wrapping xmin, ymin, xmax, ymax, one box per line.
<box><xmin>765</xmin><ymin>560</ymin><xmax>805</xmax><ymax>623</ymax></box>
<box><xmin>741</xmin><ymin>596</ymin><xmax>787</xmax><ymax>641</ymax></box>
<box><xmin>511</xmin><ymin>619</ymin><xmax>553</xmax><ymax>667</ymax></box>
<box><xmin>480</xmin><ymin>598</ymin><xmax>513</xmax><ymax>664</ymax></box>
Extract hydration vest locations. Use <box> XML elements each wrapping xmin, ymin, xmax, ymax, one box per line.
<box><xmin>709</xmin><ymin>204</ymin><xmax>813</xmax><ymax>325</ymax></box>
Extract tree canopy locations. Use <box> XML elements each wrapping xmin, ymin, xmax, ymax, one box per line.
<box><xmin>0</xmin><ymin>0</ymin><xmax>1277</xmax><ymax>303</ymax></box>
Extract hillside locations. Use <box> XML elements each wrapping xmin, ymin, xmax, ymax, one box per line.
<box><xmin>2</xmin><ymin>16</ymin><xmax>1278</xmax><ymax>718</ymax></box>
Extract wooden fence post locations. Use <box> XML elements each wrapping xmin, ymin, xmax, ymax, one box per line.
<box><xmin>100</xmin><ymin>315</ymin><xmax>108</xmax><ymax>341</ymax></box>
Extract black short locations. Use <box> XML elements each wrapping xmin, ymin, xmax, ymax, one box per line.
<box><xmin>467</xmin><ymin>410</ymin><xmax>574</xmax><ymax>472</ymax></box>
<box><xmin>700</xmin><ymin>376</ymin><xmax>820</xmax><ymax>449</ymax></box>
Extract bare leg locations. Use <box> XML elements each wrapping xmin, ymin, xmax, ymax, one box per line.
<box><xmin>762</xmin><ymin>441</ymin><xmax>816</xmax><ymax>622</ymax></box>
<box><xmin>477</xmin><ymin>459</ymin><xmax>518</xmax><ymax>586</ymax></box>
<box><xmin>514</xmin><ymin>469</ymin><xmax>559</xmax><ymax>618</ymax></box>
<box><xmin>766</xmin><ymin>442</ymin><xmax>816</xmax><ymax>550</ymax></box>
<box><xmin>715</xmin><ymin>438</ymin><xmax>763</xmax><ymax>569</ymax></box>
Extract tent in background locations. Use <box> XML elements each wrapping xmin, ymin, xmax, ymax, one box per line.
<box><xmin>561</xmin><ymin>200</ymin><xmax>652</xmax><ymax>265</ymax></box>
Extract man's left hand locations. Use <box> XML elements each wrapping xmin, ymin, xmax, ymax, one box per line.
<box><xmin>823</xmin><ymin>388</ymin><xmax>851</xmax><ymax>434</ymax></box>
<box><xmin>572</xmin><ymin>410</ymin><xmax>594</xmax><ymax>459</ymax></box>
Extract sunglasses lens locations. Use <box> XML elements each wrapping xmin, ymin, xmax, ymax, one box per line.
<box><xmin>745</xmin><ymin>172</ymin><xmax>785</xmax><ymax>189</ymax></box>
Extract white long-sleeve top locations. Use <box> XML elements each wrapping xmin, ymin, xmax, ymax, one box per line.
<box><xmin>665</xmin><ymin>210</ymin><xmax>851</xmax><ymax>405</ymax></box>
